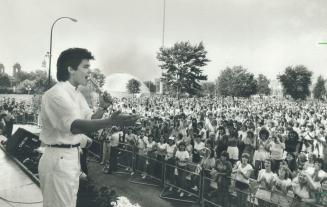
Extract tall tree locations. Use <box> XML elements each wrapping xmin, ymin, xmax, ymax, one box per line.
<box><xmin>126</xmin><ymin>79</ymin><xmax>141</xmax><ymax>97</ymax></box>
<box><xmin>313</xmin><ymin>75</ymin><xmax>326</xmax><ymax>100</ymax></box>
<box><xmin>0</xmin><ymin>73</ymin><xmax>11</xmax><ymax>87</ymax></box>
<box><xmin>256</xmin><ymin>74</ymin><xmax>271</xmax><ymax>96</ymax></box>
<box><xmin>144</xmin><ymin>81</ymin><xmax>156</xmax><ymax>94</ymax></box>
<box><xmin>278</xmin><ymin>65</ymin><xmax>312</xmax><ymax>100</ymax></box>
<box><xmin>217</xmin><ymin>66</ymin><xmax>257</xmax><ymax>98</ymax></box>
<box><xmin>157</xmin><ymin>41</ymin><xmax>209</xmax><ymax>97</ymax></box>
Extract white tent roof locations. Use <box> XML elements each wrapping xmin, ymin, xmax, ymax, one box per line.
<box><xmin>103</xmin><ymin>73</ymin><xmax>150</xmax><ymax>98</ymax></box>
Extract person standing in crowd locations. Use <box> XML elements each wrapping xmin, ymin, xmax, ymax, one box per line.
<box><xmin>38</xmin><ymin>48</ymin><xmax>138</xmax><ymax>207</ymax></box>
<box><xmin>271</xmin><ymin>166</ymin><xmax>293</xmax><ymax>207</ymax></box>
<box><xmin>107</xmin><ymin>126</ymin><xmax>120</xmax><ymax>174</ymax></box>
<box><xmin>255</xmin><ymin>159</ymin><xmax>275</xmax><ymax>206</ymax></box>
<box><xmin>315</xmin><ymin>177</ymin><xmax>327</xmax><ymax>206</ymax></box>
<box><xmin>268</xmin><ymin>134</ymin><xmax>285</xmax><ymax>173</ymax></box>
<box><xmin>175</xmin><ymin>142</ymin><xmax>190</xmax><ymax>197</ymax></box>
<box><xmin>291</xmin><ymin>172</ymin><xmax>317</xmax><ymax>207</ymax></box>
<box><xmin>165</xmin><ymin>136</ymin><xmax>177</xmax><ymax>191</ymax></box>
<box><xmin>213</xmin><ymin>150</ymin><xmax>232</xmax><ymax>207</ymax></box>
<box><xmin>232</xmin><ymin>153</ymin><xmax>253</xmax><ymax>207</ymax></box>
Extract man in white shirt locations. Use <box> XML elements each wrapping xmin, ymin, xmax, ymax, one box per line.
<box><xmin>38</xmin><ymin>48</ymin><xmax>138</xmax><ymax>207</ymax></box>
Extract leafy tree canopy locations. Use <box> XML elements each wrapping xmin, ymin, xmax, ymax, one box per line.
<box><xmin>313</xmin><ymin>75</ymin><xmax>326</xmax><ymax>100</ymax></box>
<box><xmin>157</xmin><ymin>41</ymin><xmax>209</xmax><ymax>97</ymax></box>
<box><xmin>256</xmin><ymin>74</ymin><xmax>271</xmax><ymax>96</ymax></box>
<box><xmin>278</xmin><ymin>65</ymin><xmax>312</xmax><ymax>100</ymax></box>
<box><xmin>126</xmin><ymin>79</ymin><xmax>141</xmax><ymax>96</ymax></box>
<box><xmin>217</xmin><ymin>66</ymin><xmax>257</xmax><ymax>98</ymax></box>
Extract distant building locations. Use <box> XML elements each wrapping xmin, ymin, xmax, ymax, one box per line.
<box><xmin>13</xmin><ymin>63</ymin><xmax>22</xmax><ymax>77</ymax></box>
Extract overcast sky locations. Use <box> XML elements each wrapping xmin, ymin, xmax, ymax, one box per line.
<box><xmin>1</xmin><ymin>0</ymin><xmax>327</xmax><ymax>82</ymax></box>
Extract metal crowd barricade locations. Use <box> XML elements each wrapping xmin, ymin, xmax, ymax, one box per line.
<box><xmin>129</xmin><ymin>149</ymin><xmax>162</xmax><ymax>187</ymax></box>
<box><xmin>201</xmin><ymin>171</ymin><xmax>231</xmax><ymax>207</ymax></box>
<box><xmin>87</xmin><ymin>141</ymin><xmax>309</xmax><ymax>207</ymax></box>
<box><xmin>160</xmin><ymin>160</ymin><xmax>201</xmax><ymax>203</ymax></box>
<box><xmin>254</xmin><ymin>188</ymin><xmax>295</xmax><ymax>207</ymax></box>
<box><xmin>13</xmin><ymin>112</ymin><xmax>38</xmax><ymax>125</ymax></box>
<box><xmin>115</xmin><ymin>142</ymin><xmax>135</xmax><ymax>175</ymax></box>
<box><xmin>88</xmin><ymin>139</ymin><xmax>102</xmax><ymax>160</ymax></box>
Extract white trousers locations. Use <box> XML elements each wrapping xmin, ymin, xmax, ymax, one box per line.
<box><xmin>38</xmin><ymin>147</ymin><xmax>80</xmax><ymax>207</ymax></box>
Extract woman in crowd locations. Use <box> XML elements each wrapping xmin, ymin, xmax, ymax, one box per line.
<box><xmin>232</xmin><ymin>153</ymin><xmax>253</xmax><ymax>207</ymax></box>
<box><xmin>193</xmin><ymin>134</ymin><xmax>205</xmax><ymax>163</ymax></box>
<box><xmin>303</xmin><ymin>153</ymin><xmax>316</xmax><ymax>171</ymax></box>
<box><xmin>267</xmin><ymin>134</ymin><xmax>285</xmax><ymax>173</ymax></box>
<box><xmin>282</xmin><ymin>152</ymin><xmax>298</xmax><ymax>179</ymax></box>
<box><xmin>291</xmin><ymin>172</ymin><xmax>317</xmax><ymax>207</ymax></box>
<box><xmin>227</xmin><ymin>132</ymin><xmax>239</xmax><ymax>166</ymax></box>
<box><xmin>255</xmin><ymin>159</ymin><xmax>275</xmax><ymax>207</ymax></box>
<box><xmin>243</xmin><ymin>130</ymin><xmax>256</xmax><ymax>164</ymax></box>
<box><xmin>215</xmin><ymin>128</ymin><xmax>229</xmax><ymax>158</ymax></box>
<box><xmin>165</xmin><ymin>136</ymin><xmax>177</xmax><ymax>191</ymax></box>
<box><xmin>144</xmin><ymin>134</ymin><xmax>156</xmax><ymax>179</ymax></box>
<box><xmin>307</xmin><ymin>158</ymin><xmax>327</xmax><ymax>189</ymax></box>
<box><xmin>214</xmin><ymin>151</ymin><xmax>232</xmax><ymax>207</ymax></box>
<box><xmin>124</xmin><ymin>127</ymin><xmax>137</xmax><ymax>172</ymax></box>
<box><xmin>155</xmin><ymin>136</ymin><xmax>167</xmax><ymax>178</ymax></box>
<box><xmin>315</xmin><ymin>177</ymin><xmax>327</xmax><ymax>206</ymax></box>
<box><xmin>271</xmin><ymin>166</ymin><xmax>293</xmax><ymax>207</ymax></box>
<box><xmin>175</xmin><ymin>142</ymin><xmax>190</xmax><ymax>197</ymax></box>
<box><xmin>253</xmin><ymin>143</ymin><xmax>270</xmax><ymax>179</ymax></box>
<box><xmin>136</xmin><ymin>130</ymin><xmax>148</xmax><ymax>178</ymax></box>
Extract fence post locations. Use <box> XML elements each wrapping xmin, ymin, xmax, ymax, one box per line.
<box><xmin>199</xmin><ymin>169</ymin><xmax>204</xmax><ymax>207</ymax></box>
<box><xmin>161</xmin><ymin>158</ymin><xmax>165</xmax><ymax>188</ymax></box>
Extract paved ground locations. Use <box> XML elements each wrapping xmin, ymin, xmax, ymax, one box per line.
<box><xmin>87</xmin><ymin>159</ymin><xmax>200</xmax><ymax>207</ymax></box>
<box><xmin>0</xmin><ymin>138</ymin><xmax>43</xmax><ymax>207</ymax></box>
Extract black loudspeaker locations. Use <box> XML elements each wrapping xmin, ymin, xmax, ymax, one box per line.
<box><xmin>6</xmin><ymin>128</ymin><xmax>41</xmax><ymax>158</ymax></box>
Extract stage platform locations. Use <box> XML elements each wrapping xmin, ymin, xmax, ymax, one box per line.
<box><xmin>0</xmin><ymin>135</ymin><xmax>43</xmax><ymax>207</ymax></box>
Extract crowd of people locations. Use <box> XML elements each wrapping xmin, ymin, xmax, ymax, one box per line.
<box><xmin>94</xmin><ymin>95</ymin><xmax>327</xmax><ymax>207</ymax></box>
<box><xmin>0</xmin><ymin>96</ymin><xmax>40</xmax><ymax>138</ymax></box>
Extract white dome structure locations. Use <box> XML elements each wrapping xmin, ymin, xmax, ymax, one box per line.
<box><xmin>103</xmin><ymin>73</ymin><xmax>150</xmax><ymax>98</ymax></box>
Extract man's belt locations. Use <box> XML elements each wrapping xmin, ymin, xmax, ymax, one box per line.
<box><xmin>46</xmin><ymin>143</ymin><xmax>80</xmax><ymax>148</ymax></box>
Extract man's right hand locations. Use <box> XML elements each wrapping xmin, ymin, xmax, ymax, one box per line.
<box><xmin>110</xmin><ymin>111</ymin><xmax>139</xmax><ymax>127</ymax></box>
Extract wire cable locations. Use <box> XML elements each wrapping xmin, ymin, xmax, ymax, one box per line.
<box><xmin>0</xmin><ymin>195</ymin><xmax>42</xmax><ymax>205</ymax></box>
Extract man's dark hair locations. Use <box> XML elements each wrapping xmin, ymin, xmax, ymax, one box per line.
<box><xmin>56</xmin><ymin>48</ymin><xmax>94</xmax><ymax>81</ymax></box>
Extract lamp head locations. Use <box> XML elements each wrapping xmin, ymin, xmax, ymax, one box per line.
<box><xmin>69</xmin><ymin>18</ymin><xmax>78</xmax><ymax>22</ymax></box>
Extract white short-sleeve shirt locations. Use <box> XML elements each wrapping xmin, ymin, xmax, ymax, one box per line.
<box><xmin>39</xmin><ymin>82</ymin><xmax>93</xmax><ymax>145</ymax></box>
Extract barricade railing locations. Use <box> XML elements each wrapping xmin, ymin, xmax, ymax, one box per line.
<box><xmin>14</xmin><ymin>112</ymin><xmax>38</xmax><ymax>125</ymax></box>
<box><xmin>160</xmin><ymin>160</ymin><xmax>202</xmax><ymax>203</ymax></box>
<box><xmin>117</xmin><ymin>142</ymin><xmax>135</xmax><ymax>173</ymax></box>
<box><xmin>90</xmin><ymin>141</ymin><xmax>319</xmax><ymax>207</ymax></box>
<box><xmin>201</xmin><ymin>171</ymin><xmax>230</xmax><ymax>207</ymax></box>
<box><xmin>130</xmin><ymin>148</ymin><xmax>163</xmax><ymax>187</ymax></box>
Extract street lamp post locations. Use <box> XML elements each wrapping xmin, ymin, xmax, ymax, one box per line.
<box><xmin>48</xmin><ymin>17</ymin><xmax>77</xmax><ymax>88</ymax></box>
